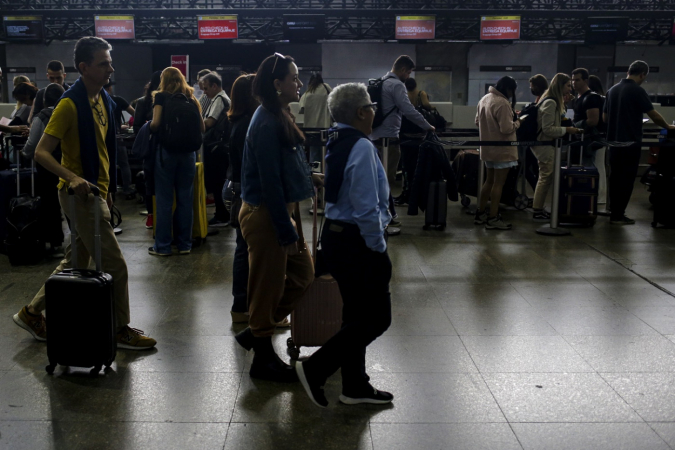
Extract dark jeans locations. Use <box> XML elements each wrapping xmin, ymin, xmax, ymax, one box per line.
<box><xmin>400</xmin><ymin>142</ymin><xmax>420</xmax><ymax>194</ymax></box>
<box><xmin>303</xmin><ymin>220</ymin><xmax>392</xmax><ymax>392</ymax></box>
<box><xmin>232</xmin><ymin>227</ymin><xmax>249</xmax><ymax>313</ymax></box>
<box><xmin>609</xmin><ymin>145</ymin><xmax>642</xmax><ymax>220</ymax></box>
<box><xmin>204</xmin><ymin>148</ymin><xmax>229</xmax><ymax>221</ymax></box>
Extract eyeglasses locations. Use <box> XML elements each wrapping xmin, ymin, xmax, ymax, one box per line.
<box><xmin>92</xmin><ymin>100</ymin><xmax>107</xmax><ymax>127</ymax></box>
<box><xmin>271</xmin><ymin>52</ymin><xmax>285</xmax><ymax>74</ymax></box>
<box><xmin>362</xmin><ymin>103</ymin><xmax>378</xmax><ymax>112</ymax></box>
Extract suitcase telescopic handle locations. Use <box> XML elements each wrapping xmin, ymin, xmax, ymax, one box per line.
<box><xmin>67</xmin><ymin>185</ymin><xmax>102</xmax><ymax>272</ymax></box>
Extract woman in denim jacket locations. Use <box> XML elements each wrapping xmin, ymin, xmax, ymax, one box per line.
<box><xmin>235</xmin><ymin>54</ymin><xmax>321</xmax><ymax>382</ymax></box>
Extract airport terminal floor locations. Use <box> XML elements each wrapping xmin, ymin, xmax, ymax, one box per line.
<box><xmin>2</xmin><ymin>182</ymin><xmax>675</xmax><ymax>449</ymax></box>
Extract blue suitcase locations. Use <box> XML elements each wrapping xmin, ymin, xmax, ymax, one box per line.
<box><xmin>558</xmin><ymin>142</ymin><xmax>598</xmax><ymax>226</ymax></box>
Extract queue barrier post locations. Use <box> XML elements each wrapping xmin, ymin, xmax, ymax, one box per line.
<box><xmin>382</xmin><ymin>137</ymin><xmax>389</xmax><ymax>179</ymax></box>
<box><xmin>536</xmin><ymin>138</ymin><xmax>571</xmax><ymax>236</ymax></box>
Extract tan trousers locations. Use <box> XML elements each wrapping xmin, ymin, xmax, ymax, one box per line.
<box><xmin>30</xmin><ymin>189</ymin><xmax>131</xmax><ymax>328</ymax></box>
<box><xmin>376</xmin><ymin>141</ymin><xmax>401</xmax><ymax>184</ymax></box>
<box><xmin>531</xmin><ymin>145</ymin><xmax>555</xmax><ymax>210</ymax></box>
<box><xmin>239</xmin><ymin>201</ymin><xmax>314</xmax><ymax>337</ymax></box>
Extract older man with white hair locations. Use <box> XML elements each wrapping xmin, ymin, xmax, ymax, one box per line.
<box><xmin>295</xmin><ymin>83</ymin><xmax>394</xmax><ymax>409</ymax></box>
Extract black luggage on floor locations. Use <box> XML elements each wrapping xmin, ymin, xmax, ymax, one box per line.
<box><xmin>45</xmin><ymin>186</ymin><xmax>116</xmax><ymax>375</ymax></box>
<box><xmin>5</xmin><ymin>159</ymin><xmax>45</xmax><ymax>265</ymax></box>
<box><xmin>651</xmin><ymin>147</ymin><xmax>675</xmax><ymax>228</ymax></box>
<box><xmin>558</xmin><ymin>142</ymin><xmax>598</xmax><ymax>226</ymax></box>
<box><xmin>452</xmin><ymin>149</ymin><xmax>480</xmax><ymax>207</ymax></box>
<box><xmin>424</xmin><ymin>181</ymin><xmax>447</xmax><ymax>230</ymax></box>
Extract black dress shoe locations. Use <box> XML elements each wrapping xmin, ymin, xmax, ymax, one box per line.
<box><xmin>235</xmin><ymin>327</ymin><xmax>255</xmax><ymax>351</ymax></box>
<box><xmin>295</xmin><ymin>360</ymin><xmax>328</xmax><ymax>408</ymax></box>
<box><xmin>339</xmin><ymin>386</ymin><xmax>394</xmax><ymax>405</ymax></box>
<box><xmin>249</xmin><ymin>351</ymin><xmax>299</xmax><ymax>383</ymax></box>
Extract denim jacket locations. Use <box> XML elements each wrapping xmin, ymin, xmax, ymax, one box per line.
<box><xmin>241</xmin><ymin>105</ymin><xmax>314</xmax><ymax>246</ymax></box>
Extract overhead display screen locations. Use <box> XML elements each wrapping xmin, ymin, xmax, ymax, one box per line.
<box><xmin>283</xmin><ymin>15</ymin><xmax>325</xmax><ymax>42</ymax></box>
<box><xmin>480</xmin><ymin>16</ymin><xmax>521</xmax><ymax>40</ymax></box>
<box><xmin>95</xmin><ymin>16</ymin><xmax>135</xmax><ymax>40</ymax></box>
<box><xmin>396</xmin><ymin>16</ymin><xmax>436</xmax><ymax>40</ymax></box>
<box><xmin>585</xmin><ymin>17</ymin><xmax>629</xmax><ymax>44</ymax></box>
<box><xmin>3</xmin><ymin>16</ymin><xmax>43</xmax><ymax>41</ymax></box>
<box><xmin>198</xmin><ymin>16</ymin><xmax>238</xmax><ymax>39</ymax></box>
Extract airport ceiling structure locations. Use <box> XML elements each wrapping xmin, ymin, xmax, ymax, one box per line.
<box><xmin>1</xmin><ymin>0</ymin><xmax>675</xmax><ymax>42</ymax></box>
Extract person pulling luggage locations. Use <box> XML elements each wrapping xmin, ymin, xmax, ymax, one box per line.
<box><xmin>12</xmin><ymin>36</ymin><xmax>156</xmax><ymax>350</ymax></box>
<box><xmin>295</xmin><ymin>82</ymin><xmax>394</xmax><ymax>408</ymax></box>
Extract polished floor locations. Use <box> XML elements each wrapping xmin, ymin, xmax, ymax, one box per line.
<box><xmin>2</xmin><ymin>182</ymin><xmax>675</xmax><ymax>449</ymax></box>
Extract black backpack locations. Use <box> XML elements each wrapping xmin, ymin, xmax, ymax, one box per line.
<box><xmin>203</xmin><ymin>95</ymin><xmax>230</xmax><ymax>153</ymax></box>
<box><xmin>160</xmin><ymin>93</ymin><xmax>203</xmax><ymax>153</ymax></box>
<box><xmin>516</xmin><ymin>97</ymin><xmax>558</xmax><ymax>142</ymax></box>
<box><xmin>367</xmin><ymin>74</ymin><xmax>398</xmax><ymax>129</ymax></box>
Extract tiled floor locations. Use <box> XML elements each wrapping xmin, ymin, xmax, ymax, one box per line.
<box><xmin>2</xmin><ymin>182</ymin><xmax>675</xmax><ymax>449</ymax></box>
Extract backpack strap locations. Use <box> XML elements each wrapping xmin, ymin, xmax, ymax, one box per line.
<box><xmin>323</xmin><ymin>83</ymin><xmax>330</xmax><ymax>95</ymax></box>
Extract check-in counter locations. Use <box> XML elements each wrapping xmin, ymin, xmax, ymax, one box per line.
<box><xmin>289</xmin><ymin>102</ymin><xmax>304</xmax><ymax>127</ymax></box>
<box><xmin>429</xmin><ymin>102</ymin><xmax>453</xmax><ymax>125</ymax></box>
<box><xmin>0</xmin><ymin>103</ymin><xmax>17</xmax><ymax>120</ymax></box>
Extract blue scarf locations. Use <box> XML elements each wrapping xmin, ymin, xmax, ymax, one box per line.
<box><xmin>61</xmin><ymin>77</ymin><xmax>118</xmax><ymax>192</ymax></box>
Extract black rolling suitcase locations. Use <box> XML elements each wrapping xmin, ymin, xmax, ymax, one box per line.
<box><xmin>45</xmin><ymin>186</ymin><xmax>116</xmax><ymax>375</ymax></box>
<box><xmin>558</xmin><ymin>138</ymin><xmax>598</xmax><ymax>226</ymax></box>
<box><xmin>452</xmin><ymin>149</ymin><xmax>480</xmax><ymax>207</ymax></box>
<box><xmin>424</xmin><ymin>181</ymin><xmax>447</xmax><ymax>230</ymax></box>
<box><xmin>651</xmin><ymin>147</ymin><xmax>675</xmax><ymax>228</ymax></box>
<box><xmin>5</xmin><ymin>156</ymin><xmax>45</xmax><ymax>265</ymax></box>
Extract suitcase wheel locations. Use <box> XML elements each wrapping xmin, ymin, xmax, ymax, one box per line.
<box><xmin>514</xmin><ymin>194</ymin><xmax>529</xmax><ymax>211</ymax></box>
<box><xmin>45</xmin><ymin>364</ymin><xmax>56</xmax><ymax>375</ymax></box>
<box><xmin>286</xmin><ymin>338</ymin><xmax>300</xmax><ymax>360</ymax></box>
<box><xmin>460</xmin><ymin>196</ymin><xmax>471</xmax><ymax>208</ymax></box>
<box><xmin>652</xmin><ymin>221</ymin><xmax>658</xmax><ymax>228</ymax></box>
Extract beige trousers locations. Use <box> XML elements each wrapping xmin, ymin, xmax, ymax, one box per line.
<box><xmin>531</xmin><ymin>145</ymin><xmax>555</xmax><ymax>210</ymax></box>
<box><xmin>30</xmin><ymin>189</ymin><xmax>131</xmax><ymax>328</ymax></box>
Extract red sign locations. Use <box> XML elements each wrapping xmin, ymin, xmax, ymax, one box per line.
<box><xmin>480</xmin><ymin>16</ymin><xmax>521</xmax><ymax>40</ymax></box>
<box><xmin>396</xmin><ymin>16</ymin><xmax>435</xmax><ymax>40</ymax></box>
<box><xmin>95</xmin><ymin>16</ymin><xmax>135</xmax><ymax>40</ymax></box>
<box><xmin>171</xmin><ymin>55</ymin><xmax>189</xmax><ymax>78</ymax></box>
<box><xmin>198</xmin><ymin>16</ymin><xmax>238</xmax><ymax>39</ymax></box>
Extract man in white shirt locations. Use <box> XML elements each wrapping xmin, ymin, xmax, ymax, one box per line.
<box><xmin>201</xmin><ymin>72</ymin><xmax>231</xmax><ymax>227</ymax></box>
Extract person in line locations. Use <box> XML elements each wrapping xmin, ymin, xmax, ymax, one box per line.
<box><xmin>12</xmin><ymin>36</ymin><xmax>156</xmax><ymax>350</ymax></box>
<box><xmin>201</xmin><ymin>72</ymin><xmax>231</xmax><ymax>227</ymax></box>
<box><xmin>234</xmin><ymin>53</ymin><xmax>320</xmax><ymax>382</ymax></box>
<box><xmin>529</xmin><ymin>74</ymin><xmax>548</xmax><ymax>103</ymax></box>
<box><xmin>299</xmin><ymin>72</ymin><xmax>332</xmax><ymax>165</ymax></box>
<box><xmin>404</xmin><ymin>77</ymin><xmax>432</xmax><ymax>110</ymax></box>
<box><xmin>295</xmin><ymin>82</ymin><xmax>393</xmax><ymax>408</ymax></box>
<box><xmin>474</xmin><ymin>76</ymin><xmax>521</xmax><ymax>230</ymax></box>
<box><xmin>571</xmin><ymin>68</ymin><xmax>605</xmax><ymax>167</ymax></box>
<box><xmin>29</xmin><ymin>60</ymin><xmax>70</xmax><ymax>124</ymax></box>
<box><xmin>225</xmin><ymin>73</ymin><xmax>258</xmax><ymax>324</ymax></box>
<box><xmin>299</xmin><ymin>72</ymin><xmax>332</xmax><ymax>215</ymax></box>
<box><xmin>148</xmin><ymin>67</ymin><xmax>205</xmax><ymax>256</ymax></box>
<box><xmin>10</xmin><ymin>82</ymin><xmax>38</xmax><ymax>124</ymax></box>
<box><xmin>603</xmin><ymin>60</ymin><xmax>675</xmax><ymax>225</ymax></box>
<box><xmin>370</xmin><ymin>55</ymin><xmax>434</xmax><ymax>234</ymax></box>
<box><xmin>132</xmin><ymin>71</ymin><xmax>162</xmax><ymax>229</ymax></box>
<box><xmin>586</xmin><ymin>74</ymin><xmax>609</xmax><ymax>207</ymax></box>
<box><xmin>196</xmin><ymin>69</ymin><xmax>213</xmax><ymax>113</ymax></box>
<box><xmin>22</xmin><ymin>83</ymin><xmax>66</xmax><ymax>258</ymax></box>
<box><xmin>532</xmin><ymin>73</ymin><xmax>582</xmax><ymax>221</ymax></box>
<box><xmin>104</xmin><ymin>81</ymin><xmax>136</xmax><ymax>198</ymax></box>
<box><xmin>588</xmin><ymin>75</ymin><xmax>605</xmax><ymax>96</ymax></box>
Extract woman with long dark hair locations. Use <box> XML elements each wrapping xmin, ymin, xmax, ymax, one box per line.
<box><xmin>474</xmin><ymin>76</ymin><xmax>520</xmax><ymax>230</ymax></box>
<box><xmin>234</xmin><ymin>54</ymin><xmax>320</xmax><ymax>382</ymax></box>
<box><xmin>225</xmin><ymin>74</ymin><xmax>259</xmax><ymax>324</ymax></box>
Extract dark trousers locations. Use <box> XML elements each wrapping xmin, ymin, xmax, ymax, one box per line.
<box><xmin>204</xmin><ymin>148</ymin><xmax>229</xmax><ymax>221</ymax></box>
<box><xmin>609</xmin><ymin>145</ymin><xmax>642</xmax><ymax>220</ymax></box>
<box><xmin>232</xmin><ymin>227</ymin><xmax>249</xmax><ymax>314</ymax></box>
<box><xmin>304</xmin><ymin>221</ymin><xmax>392</xmax><ymax>392</ymax></box>
<box><xmin>400</xmin><ymin>143</ymin><xmax>420</xmax><ymax>194</ymax></box>
<box><xmin>36</xmin><ymin>155</ymin><xmax>64</xmax><ymax>247</ymax></box>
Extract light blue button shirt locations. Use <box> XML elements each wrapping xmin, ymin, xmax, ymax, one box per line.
<box><xmin>325</xmin><ymin>124</ymin><xmax>391</xmax><ymax>253</ymax></box>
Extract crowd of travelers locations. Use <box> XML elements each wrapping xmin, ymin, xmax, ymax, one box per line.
<box><xmin>4</xmin><ymin>35</ymin><xmax>670</xmax><ymax>408</ymax></box>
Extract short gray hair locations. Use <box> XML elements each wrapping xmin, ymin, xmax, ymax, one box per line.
<box><xmin>327</xmin><ymin>83</ymin><xmax>371</xmax><ymax>125</ymax></box>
